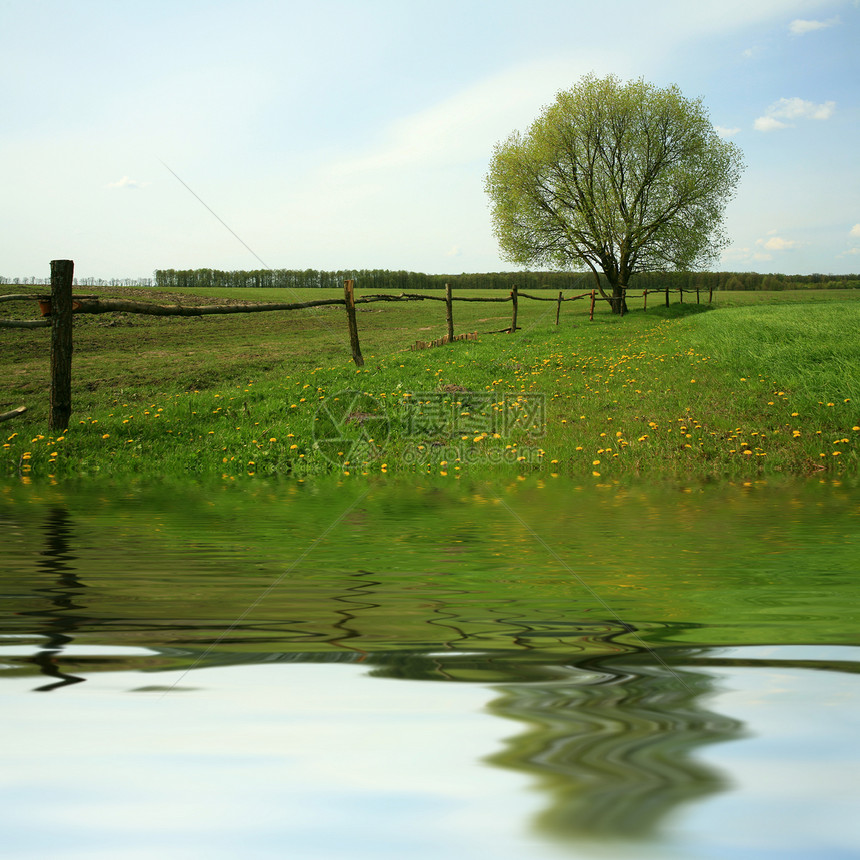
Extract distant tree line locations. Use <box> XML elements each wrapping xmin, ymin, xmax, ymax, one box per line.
<box><xmin>4</xmin><ymin>269</ymin><xmax>857</xmax><ymax>292</ymax></box>
<box><xmin>629</xmin><ymin>271</ymin><xmax>860</xmax><ymax>291</ymax></box>
<box><xmin>152</xmin><ymin>268</ymin><xmax>594</xmax><ymax>291</ymax></box>
<box><xmin>0</xmin><ymin>276</ymin><xmax>154</xmax><ymax>287</ymax></box>
<box><xmin>153</xmin><ymin>267</ymin><xmax>860</xmax><ymax>292</ymax></box>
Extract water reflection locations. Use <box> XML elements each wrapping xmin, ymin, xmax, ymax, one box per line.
<box><xmin>364</xmin><ymin>648</ymin><xmax>742</xmax><ymax>840</ymax></box>
<box><xmin>2</xmin><ymin>476</ymin><xmax>859</xmax><ymax>856</ymax></box>
<box><xmin>487</xmin><ymin>653</ymin><xmax>740</xmax><ymax>840</ymax></box>
<box><xmin>29</xmin><ymin>506</ymin><xmax>87</xmax><ymax>691</ymax></box>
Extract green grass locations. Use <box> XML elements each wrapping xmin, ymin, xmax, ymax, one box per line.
<box><xmin>2</xmin><ymin>285</ymin><xmax>858</xmax><ymax>481</ymax></box>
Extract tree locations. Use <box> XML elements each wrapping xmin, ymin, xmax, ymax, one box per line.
<box><xmin>485</xmin><ymin>74</ymin><xmax>745</xmax><ymax>314</ymax></box>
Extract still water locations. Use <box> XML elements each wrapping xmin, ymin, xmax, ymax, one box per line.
<box><xmin>1</xmin><ymin>476</ymin><xmax>858</xmax><ymax>859</ymax></box>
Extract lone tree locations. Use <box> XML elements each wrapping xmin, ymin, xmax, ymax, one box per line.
<box><xmin>485</xmin><ymin>74</ymin><xmax>744</xmax><ymax>314</ymax></box>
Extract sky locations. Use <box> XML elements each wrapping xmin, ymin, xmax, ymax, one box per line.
<box><xmin>1</xmin><ymin>0</ymin><xmax>858</xmax><ymax>281</ymax></box>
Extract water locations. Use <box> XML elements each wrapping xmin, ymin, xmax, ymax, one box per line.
<box><xmin>1</xmin><ymin>476</ymin><xmax>858</xmax><ymax>859</ymax></box>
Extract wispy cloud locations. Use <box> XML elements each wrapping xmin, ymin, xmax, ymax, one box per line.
<box><xmin>789</xmin><ymin>17</ymin><xmax>839</xmax><ymax>35</ymax></box>
<box><xmin>327</xmin><ymin>56</ymin><xmax>602</xmax><ymax>177</ymax></box>
<box><xmin>757</xmin><ymin>234</ymin><xmax>798</xmax><ymax>251</ymax></box>
<box><xmin>714</xmin><ymin>125</ymin><xmax>741</xmax><ymax>138</ymax></box>
<box><xmin>107</xmin><ymin>176</ymin><xmax>149</xmax><ymax>189</ymax></box>
<box><xmin>754</xmin><ymin>97</ymin><xmax>836</xmax><ymax>131</ymax></box>
<box><xmin>844</xmin><ymin>225</ymin><xmax>860</xmax><ymax>257</ymax></box>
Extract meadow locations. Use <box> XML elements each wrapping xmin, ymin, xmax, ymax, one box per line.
<box><xmin>1</xmin><ymin>286</ymin><xmax>858</xmax><ymax>481</ymax></box>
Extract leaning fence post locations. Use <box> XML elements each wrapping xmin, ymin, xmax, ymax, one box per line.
<box><xmin>665</xmin><ymin>284</ymin><xmax>669</xmax><ymax>307</ymax></box>
<box><xmin>679</xmin><ymin>286</ymin><xmax>684</xmax><ymax>303</ymax></box>
<box><xmin>445</xmin><ymin>283</ymin><xmax>454</xmax><ymax>342</ymax></box>
<box><xmin>50</xmin><ymin>259</ymin><xmax>74</xmax><ymax>431</ymax></box>
<box><xmin>696</xmin><ymin>284</ymin><xmax>700</xmax><ymax>304</ymax></box>
<box><xmin>510</xmin><ymin>284</ymin><xmax>518</xmax><ymax>333</ymax></box>
<box><xmin>643</xmin><ymin>289</ymin><xmax>648</xmax><ymax>311</ymax></box>
<box><xmin>343</xmin><ymin>279</ymin><xmax>364</xmax><ymax>367</ymax></box>
<box><xmin>709</xmin><ymin>283</ymin><xmax>714</xmax><ymax>304</ymax></box>
<box><xmin>590</xmin><ymin>289</ymin><xmax>595</xmax><ymax>321</ymax></box>
<box><xmin>556</xmin><ymin>290</ymin><xmax>562</xmax><ymax>325</ymax></box>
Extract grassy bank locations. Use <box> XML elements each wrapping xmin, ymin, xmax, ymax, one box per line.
<box><xmin>2</xmin><ymin>286</ymin><xmax>858</xmax><ymax>481</ymax></box>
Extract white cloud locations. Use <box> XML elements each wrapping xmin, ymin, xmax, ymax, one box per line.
<box><xmin>850</xmin><ymin>224</ymin><xmax>860</xmax><ymax>238</ymax></box>
<box><xmin>754</xmin><ymin>97</ymin><xmax>836</xmax><ymax>131</ymax></box>
<box><xmin>327</xmin><ymin>53</ymin><xmax>617</xmax><ymax>177</ymax></box>
<box><xmin>756</xmin><ymin>235</ymin><xmax>798</xmax><ymax>251</ymax></box>
<box><xmin>107</xmin><ymin>176</ymin><xmax>148</xmax><ymax>189</ymax></box>
<box><xmin>790</xmin><ymin>17</ymin><xmax>839</xmax><ymax>35</ymax></box>
<box><xmin>753</xmin><ymin>116</ymin><xmax>787</xmax><ymax>132</ymax></box>
<box><xmin>715</xmin><ymin>125</ymin><xmax>741</xmax><ymax>138</ymax></box>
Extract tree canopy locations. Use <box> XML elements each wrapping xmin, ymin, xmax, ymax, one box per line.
<box><xmin>485</xmin><ymin>74</ymin><xmax>745</xmax><ymax>313</ymax></box>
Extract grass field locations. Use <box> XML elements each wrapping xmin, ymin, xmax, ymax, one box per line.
<box><xmin>2</xmin><ymin>285</ymin><xmax>858</xmax><ymax>481</ymax></box>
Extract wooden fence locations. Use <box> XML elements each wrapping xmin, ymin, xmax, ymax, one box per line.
<box><xmin>1</xmin><ymin>260</ymin><xmax>711</xmax><ymax>430</ymax></box>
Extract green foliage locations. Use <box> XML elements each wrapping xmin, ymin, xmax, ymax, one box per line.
<box><xmin>485</xmin><ymin>74</ymin><xmax>745</xmax><ymax>312</ymax></box>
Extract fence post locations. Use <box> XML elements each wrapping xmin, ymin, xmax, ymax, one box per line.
<box><xmin>696</xmin><ymin>284</ymin><xmax>700</xmax><ymax>304</ymax></box>
<box><xmin>343</xmin><ymin>279</ymin><xmax>364</xmax><ymax>367</ymax></box>
<box><xmin>50</xmin><ymin>259</ymin><xmax>74</xmax><ymax>431</ymax></box>
<box><xmin>556</xmin><ymin>290</ymin><xmax>562</xmax><ymax>325</ymax></box>
<box><xmin>643</xmin><ymin>288</ymin><xmax>648</xmax><ymax>311</ymax></box>
<box><xmin>679</xmin><ymin>286</ymin><xmax>684</xmax><ymax>303</ymax></box>
<box><xmin>510</xmin><ymin>284</ymin><xmax>518</xmax><ymax>333</ymax></box>
<box><xmin>445</xmin><ymin>283</ymin><xmax>454</xmax><ymax>342</ymax></box>
<box><xmin>589</xmin><ymin>289</ymin><xmax>595</xmax><ymax>321</ymax></box>
<box><xmin>709</xmin><ymin>284</ymin><xmax>714</xmax><ymax>304</ymax></box>
<box><xmin>665</xmin><ymin>285</ymin><xmax>669</xmax><ymax>307</ymax></box>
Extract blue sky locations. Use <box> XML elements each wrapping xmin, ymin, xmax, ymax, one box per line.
<box><xmin>1</xmin><ymin>0</ymin><xmax>858</xmax><ymax>280</ymax></box>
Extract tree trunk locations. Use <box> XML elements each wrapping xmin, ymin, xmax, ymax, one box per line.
<box><xmin>608</xmin><ymin>279</ymin><xmax>628</xmax><ymax>315</ymax></box>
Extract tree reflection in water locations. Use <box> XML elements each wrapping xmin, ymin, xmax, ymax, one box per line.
<box><xmin>368</xmin><ymin>646</ymin><xmax>744</xmax><ymax>841</ymax></box>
